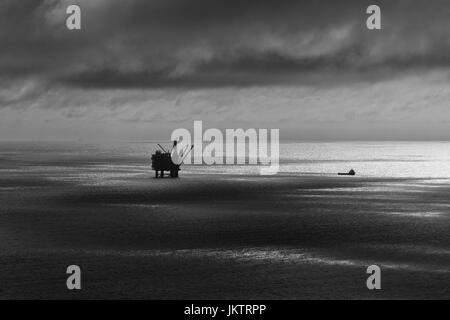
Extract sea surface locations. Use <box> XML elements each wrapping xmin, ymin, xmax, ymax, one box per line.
<box><xmin>1</xmin><ymin>140</ymin><xmax>450</xmax><ymax>179</ymax></box>
<box><xmin>0</xmin><ymin>141</ymin><xmax>449</xmax><ymax>299</ymax></box>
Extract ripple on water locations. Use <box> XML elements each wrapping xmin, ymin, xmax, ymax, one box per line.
<box><xmin>385</xmin><ymin>211</ymin><xmax>444</xmax><ymax>218</ymax></box>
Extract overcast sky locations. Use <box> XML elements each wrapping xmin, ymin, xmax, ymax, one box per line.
<box><xmin>1</xmin><ymin>0</ymin><xmax>450</xmax><ymax>141</ymax></box>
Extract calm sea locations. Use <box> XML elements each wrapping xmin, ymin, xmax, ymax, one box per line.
<box><xmin>1</xmin><ymin>141</ymin><xmax>450</xmax><ymax>179</ymax></box>
<box><xmin>1</xmin><ymin>140</ymin><xmax>450</xmax><ymax>299</ymax></box>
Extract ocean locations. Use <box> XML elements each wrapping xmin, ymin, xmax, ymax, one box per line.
<box><xmin>0</xmin><ymin>141</ymin><xmax>449</xmax><ymax>299</ymax></box>
<box><xmin>2</xmin><ymin>141</ymin><xmax>450</xmax><ymax>179</ymax></box>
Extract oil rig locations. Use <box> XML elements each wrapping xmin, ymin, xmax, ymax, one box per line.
<box><xmin>151</xmin><ymin>143</ymin><xmax>193</xmax><ymax>178</ymax></box>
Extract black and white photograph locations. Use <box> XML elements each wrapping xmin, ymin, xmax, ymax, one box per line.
<box><xmin>0</xmin><ymin>0</ymin><xmax>450</xmax><ymax>304</ymax></box>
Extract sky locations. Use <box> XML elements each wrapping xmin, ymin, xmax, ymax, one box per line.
<box><xmin>1</xmin><ymin>0</ymin><xmax>450</xmax><ymax>141</ymax></box>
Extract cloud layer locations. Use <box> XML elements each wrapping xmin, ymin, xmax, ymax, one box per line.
<box><xmin>1</xmin><ymin>0</ymin><xmax>450</xmax><ymax>140</ymax></box>
<box><xmin>2</xmin><ymin>0</ymin><xmax>450</xmax><ymax>89</ymax></box>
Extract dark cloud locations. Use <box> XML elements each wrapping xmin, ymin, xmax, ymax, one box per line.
<box><xmin>1</xmin><ymin>0</ymin><xmax>450</xmax><ymax>90</ymax></box>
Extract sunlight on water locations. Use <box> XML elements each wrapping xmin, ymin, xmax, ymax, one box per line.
<box><xmin>385</xmin><ymin>211</ymin><xmax>444</xmax><ymax>218</ymax></box>
<box><xmin>1</xmin><ymin>141</ymin><xmax>450</xmax><ymax>180</ymax></box>
<box><xmin>180</xmin><ymin>141</ymin><xmax>450</xmax><ymax>178</ymax></box>
<box><xmin>278</xmin><ymin>142</ymin><xmax>450</xmax><ymax>178</ymax></box>
<box><xmin>26</xmin><ymin>247</ymin><xmax>450</xmax><ymax>274</ymax></box>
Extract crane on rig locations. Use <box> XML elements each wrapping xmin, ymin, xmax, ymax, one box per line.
<box><xmin>151</xmin><ymin>141</ymin><xmax>193</xmax><ymax>178</ymax></box>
